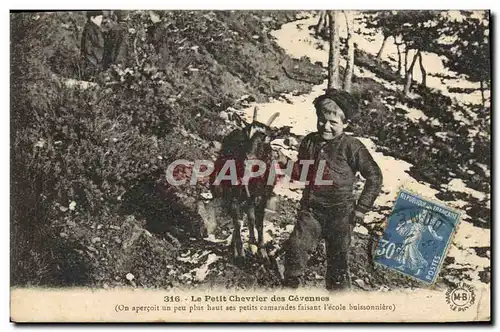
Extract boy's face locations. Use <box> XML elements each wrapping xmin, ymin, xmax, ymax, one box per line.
<box><xmin>316</xmin><ymin>101</ymin><xmax>347</xmax><ymax>140</ymax></box>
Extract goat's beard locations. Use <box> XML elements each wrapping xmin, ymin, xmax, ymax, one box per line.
<box><xmin>244</xmin><ymin>184</ymin><xmax>251</xmax><ymax>198</ymax></box>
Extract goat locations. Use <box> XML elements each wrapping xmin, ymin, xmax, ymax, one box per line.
<box><xmin>211</xmin><ymin>107</ymin><xmax>280</xmax><ymax>264</ymax></box>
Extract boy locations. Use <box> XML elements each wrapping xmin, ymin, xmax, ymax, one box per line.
<box><xmin>80</xmin><ymin>11</ymin><xmax>104</xmax><ymax>80</ymax></box>
<box><xmin>284</xmin><ymin>89</ymin><xmax>383</xmax><ymax>291</ymax></box>
<box><xmin>103</xmin><ymin>11</ymin><xmax>131</xmax><ymax>69</ymax></box>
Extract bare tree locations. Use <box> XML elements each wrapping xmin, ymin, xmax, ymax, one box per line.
<box><xmin>404</xmin><ymin>46</ymin><xmax>409</xmax><ymax>76</ymax></box>
<box><xmin>395</xmin><ymin>35</ymin><xmax>404</xmax><ymax>76</ymax></box>
<box><xmin>327</xmin><ymin>11</ymin><xmax>341</xmax><ymax>90</ymax></box>
<box><xmin>417</xmin><ymin>51</ymin><xmax>427</xmax><ymax>87</ymax></box>
<box><xmin>404</xmin><ymin>50</ymin><xmax>420</xmax><ymax>96</ymax></box>
<box><xmin>343</xmin><ymin>11</ymin><xmax>355</xmax><ymax>92</ymax></box>
<box><xmin>315</xmin><ymin>10</ymin><xmax>327</xmax><ymax>37</ymax></box>
<box><xmin>376</xmin><ymin>35</ymin><xmax>390</xmax><ymax>60</ymax></box>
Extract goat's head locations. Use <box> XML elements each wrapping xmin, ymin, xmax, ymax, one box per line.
<box><xmin>213</xmin><ymin>107</ymin><xmax>282</xmax><ymax>199</ymax></box>
<box><xmin>241</xmin><ymin>107</ymin><xmax>280</xmax><ymax>159</ymax></box>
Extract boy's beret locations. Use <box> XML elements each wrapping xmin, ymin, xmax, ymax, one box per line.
<box><xmin>314</xmin><ymin>88</ymin><xmax>359</xmax><ymax>120</ymax></box>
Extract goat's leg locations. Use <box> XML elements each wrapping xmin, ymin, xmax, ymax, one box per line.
<box><xmin>230</xmin><ymin>202</ymin><xmax>244</xmax><ymax>262</ymax></box>
<box><xmin>247</xmin><ymin>204</ymin><xmax>257</xmax><ymax>247</ymax></box>
<box><xmin>255</xmin><ymin>204</ymin><xmax>269</xmax><ymax>263</ymax></box>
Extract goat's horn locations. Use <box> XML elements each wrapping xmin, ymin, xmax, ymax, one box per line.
<box><xmin>266</xmin><ymin>112</ymin><xmax>280</xmax><ymax>127</ymax></box>
<box><xmin>253</xmin><ymin>106</ymin><xmax>259</xmax><ymax>122</ymax></box>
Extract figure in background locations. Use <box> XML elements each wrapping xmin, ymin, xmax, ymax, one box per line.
<box><xmin>80</xmin><ymin>11</ymin><xmax>104</xmax><ymax>81</ymax></box>
<box><xmin>100</xmin><ymin>11</ymin><xmax>116</xmax><ymax>35</ymax></box>
<box><xmin>103</xmin><ymin>10</ymin><xmax>131</xmax><ymax>69</ymax></box>
<box><xmin>146</xmin><ymin>10</ymin><xmax>173</xmax><ymax>59</ymax></box>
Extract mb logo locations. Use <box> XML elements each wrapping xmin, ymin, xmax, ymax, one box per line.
<box><xmin>446</xmin><ymin>283</ymin><xmax>475</xmax><ymax>311</ymax></box>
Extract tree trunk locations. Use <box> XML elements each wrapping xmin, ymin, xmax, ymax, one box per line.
<box><xmin>343</xmin><ymin>11</ymin><xmax>355</xmax><ymax>92</ymax></box>
<box><xmin>404</xmin><ymin>50</ymin><xmax>420</xmax><ymax>96</ymax></box>
<box><xmin>395</xmin><ymin>35</ymin><xmax>403</xmax><ymax>76</ymax></box>
<box><xmin>327</xmin><ymin>11</ymin><xmax>340</xmax><ymax>90</ymax></box>
<box><xmin>404</xmin><ymin>46</ymin><xmax>409</xmax><ymax>79</ymax></box>
<box><xmin>315</xmin><ymin>11</ymin><xmax>327</xmax><ymax>36</ymax></box>
<box><xmin>376</xmin><ymin>35</ymin><xmax>389</xmax><ymax>60</ymax></box>
<box><xmin>480</xmin><ymin>80</ymin><xmax>486</xmax><ymax>107</ymax></box>
<box><xmin>418</xmin><ymin>51</ymin><xmax>427</xmax><ymax>87</ymax></box>
<box><xmin>396</xmin><ymin>42</ymin><xmax>402</xmax><ymax>76</ymax></box>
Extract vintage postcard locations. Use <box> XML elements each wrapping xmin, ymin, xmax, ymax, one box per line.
<box><xmin>10</xmin><ymin>9</ymin><xmax>491</xmax><ymax>323</ymax></box>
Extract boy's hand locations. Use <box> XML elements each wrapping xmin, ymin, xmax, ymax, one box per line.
<box><xmin>353</xmin><ymin>210</ymin><xmax>365</xmax><ymax>224</ymax></box>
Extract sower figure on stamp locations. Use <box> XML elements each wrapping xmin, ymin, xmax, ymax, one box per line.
<box><xmin>283</xmin><ymin>89</ymin><xmax>383</xmax><ymax>291</ymax></box>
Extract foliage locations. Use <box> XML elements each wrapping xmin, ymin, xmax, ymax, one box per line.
<box><xmin>438</xmin><ymin>11</ymin><xmax>490</xmax><ymax>86</ymax></box>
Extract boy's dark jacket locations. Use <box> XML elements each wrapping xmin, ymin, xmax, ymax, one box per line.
<box><xmin>103</xmin><ymin>21</ymin><xmax>130</xmax><ymax>69</ymax></box>
<box><xmin>292</xmin><ymin>132</ymin><xmax>383</xmax><ymax>213</ymax></box>
<box><xmin>81</xmin><ymin>20</ymin><xmax>104</xmax><ymax>67</ymax></box>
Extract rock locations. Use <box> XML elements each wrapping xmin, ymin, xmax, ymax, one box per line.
<box><xmin>91</xmin><ymin>237</ymin><xmax>101</xmax><ymax>244</ymax></box>
<box><xmin>379</xmin><ymin>285</ymin><xmax>390</xmax><ymax>292</ymax></box>
<box><xmin>126</xmin><ymin>273</ymin><xmax>135</xmax><ymax>281</ymax></box>
<box><xmin>97</xmin><ymin>224</ymin><xmax>103</xmax><ymax>230</ymax></box>
<box><xmin>69</xmin><ymin>201</ymin><xmax>76</xmax><ymax>211</ymax></box>
<box><xmin>165</xmin><ymin>232</ymin><xmax>181</xmax><ymax>249</ymax></box>
<box><xmin>285</xmin><ymin>137</ymin><xmax>299</xmax><ymax>147</ymax></box>
<box><xmin>313</xmin><ymin>272</ymin><xmax>324</xmax><ymax>280</ymax></box>
<box><xmin>218</xmin><ymin>111</ymin><xmax>229</xmax><ymax>121</ymax></box>
<box><xmin>180</xmin><ymin>129</ymin><xmax>189</xmax><ymax>137</ymax></box>
<box><xmin>60</xmin><ymin>232</ymin><xmax>68</xmax><ymax>238</ymax></box>
<box><xmin>189</xmin><ymin>133</ymin><xmax>198</xmax><ymax>140</ymax></box>
<box><xmin>211</xmin><ymin>141</ymin><xmax>222</xmax><ymax>150</ymax></box>
<box><xmin>109</xmin><ymin>225</ymin><xmax>121</xmax><ymax>230</ymax></box>
<box><xmin>354</xmin><ymin>279</ymin><xmax>369</xmax><ymax>290</ymax></box>
<box><xmin>87</xmin><ymin>245</ymin><xmax>98</xmax><ymax>253</ymax></box>
<box><xmin>249</xmin><ymin>244</ymin><xmax>258</xmax><ymax>255</ymax></box>
<box><xmin>200</xmin><ymin>192</ymin><xmax>213</xmax><ymax>200</ymax></box>
<box><xmin>122</xmin><ymin>224</ymin><xmax>144</xmax><ymax>249</ymax></box>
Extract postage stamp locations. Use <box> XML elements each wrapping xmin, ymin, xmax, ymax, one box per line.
<box><xmin>373</xmin><ymin>189</ymin><xmax>462</xmax><ymax>284</ymax></box>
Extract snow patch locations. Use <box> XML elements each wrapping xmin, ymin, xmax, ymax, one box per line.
<box><xmin>447</xmin><ymin>246</ymin><xmax>490</xmax><ymax>269</ymax></box>
<box><xmin>435</xmin><ymin>132</ymin><xmax>449</xmax><ymax>140</ymax></box>
<box><xmin>240</xmin><ymin>81</ymin><xmax>327</xmax><ymax>137</ymax></box>
<box><xmin>445</xmin><ymin>178</ymin><xmax>488</xmax><ymax>201</ymax></box>
<box><xmin>190</xmin><ymin>253</ymin><xmax>221</xmax><ymax>282</ymax></box>
<box><xmin>476</xmin><ymin>163</ymin><xmax>490</xmax><ymax>178</ymax></box>
<box><xmin>452</xmin><ymin>221</ymin><xmax>490</xmax><ymax>248</ymax></box>
<box><xmin>395</xmin><ymin>102</ymin><xmax>429</xmax><ymax>122</ymax></box>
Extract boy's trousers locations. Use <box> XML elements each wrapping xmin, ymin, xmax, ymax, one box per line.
<box><xmin>284</xmin><ymin>201</ymin><xmax>355</xmax><ymax>290</ymax></box>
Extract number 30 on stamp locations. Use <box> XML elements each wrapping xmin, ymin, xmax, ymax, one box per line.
<box><xmin>373</xmin><ymin>189</ymin><xmax>462</xmax><ymax>284</ymax></box>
